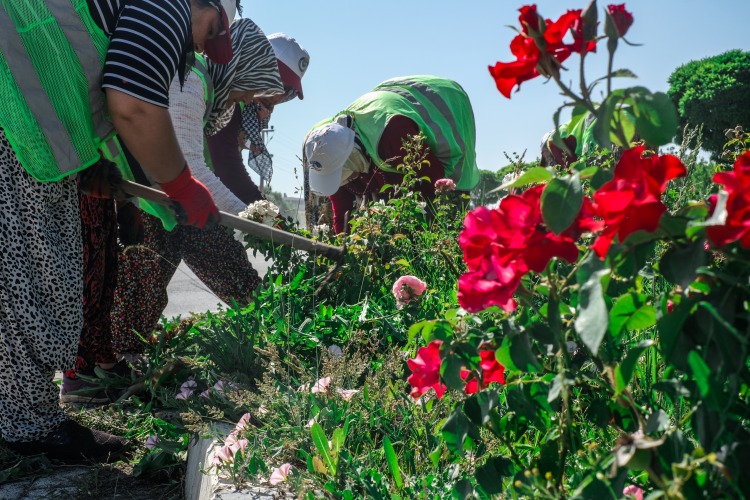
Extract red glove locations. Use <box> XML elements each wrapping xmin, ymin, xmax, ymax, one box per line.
<box><xmin>159</xmin><ymin>165</ymin><xmax>219</xmax><ymax>228</ymax></box>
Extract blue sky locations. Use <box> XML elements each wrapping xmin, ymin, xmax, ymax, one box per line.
<box><xmin>238</xmin><ymin>1</ymin><xmax>750</xmax><ymax>198</ymax></box>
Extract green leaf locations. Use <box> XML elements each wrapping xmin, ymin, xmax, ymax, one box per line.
<box><xmin>626</xmin><ymin>305</ymin><xmax>656</xmax><ymax>331</ymax></box>
<box><xmin>614</xmin><ymin>340</ymin><xmax>654</xmax><ymax>396</ymax></box>
<box><xmin>496</xmin><ymin>332</ymin><xmax>541</xmax><ymax>373</ymax></box>
<box><xmin>578</xmin><ymin>165</ymin><xmax>599</xmax><ymax>179</ymax></box>
<box><xmin>575</xmin><ymin>253</ymin><xmax>610</xmax><ymax>355</ymax></box>
<box><xmin>476</xmin><ymin>457</ymin><xmax>514</xmax><ymax>495</ymax></box>
<box><xmin>548</xmin><ymin>372</ymin><xmax>574</xmax><ymax>403</ymax></box>
<box><xmin>541</xmin><ymin>173</ymin><xmax>583</xmax><ymax>234</ymax></box>
<box><xmin>660</xmin><ymin>240</ymin><xmax>707</xmax><ymax>288</ymax></box>
<box><xmin>442</xmin><ymin>410</ymin><xmax>478</xmax><ymax>454</ymax></box>
<box><xmin>311</xmin><ymin>423</ymin><xmax>335</xmax><ymax>475</ymax></box>
<box><xmin>463</xmin><ymin>389</ymin><xmax>500</xmax><ymax>427</ymax></box>
<box><xmin>551</xmin><ymin>106</ymin><xmax>568</xmax><ymax>153</ymax></box>
<box><xmin>331</xmin><ymin>428</ymin><xmax>345</xmax><ymax>455</ymax></box>
<box><xmin>493</xmin><ymin>166</ymin><xmax>553</xmax><ymax>191</ymax></box>
<box><xmin>687</xmin><ymin>351</ymin><xmax>712</xmax><ymax>399</ymax></box>
<box><xmin>608</xmin><ymin>294</ymin><xmax>636</xmax><ymax>337</ymax></box>
<box><xmin>657</xmin><ymin>297</ymin><xmax>695</xmax><ymax>370</ymax></box>
<box><xmin>441</xmin><ymin>353</ymin><xmax>467</xmax><ymax>391</ymax></box>
<box><xmin>632</xmin><ymin>90</ymin><xmax>678</xmax><ymax>146</ymax></box>
<box><xmin>383</xmin><ymin>436</ymin><xmax>403</xmax><ymax>490</ymax></box>
<box><xmin>645</xmin><ymin>409</ymin><xmax>670</xmax><ymax>434</ymax></box>
<box><xmin>611</xmin><ymin>68</ymin><xmax>637</xmax><ymax>79</ymax></box>
<box><xmin>593</xmin><ymin>94</ymin><xmax>617</xmax><ymax>148</ymax></box>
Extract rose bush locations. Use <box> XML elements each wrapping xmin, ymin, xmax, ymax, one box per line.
<box><xmin>406</xmin><ymin>2</ymin><xmax>750</xmax><ymax>497</ymax></box>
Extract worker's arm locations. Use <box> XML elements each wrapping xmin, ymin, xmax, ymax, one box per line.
<box><xmin>166</xmin><ymin>75</ymin><xmax>246</xmax><ymax>214</ymax></box>
<box><xmin>206</xmin><ymin>104</ymin><xmax>265</xmax><ymax>204</ymax></box>
<box><xmin>106</xmin><ymin>89</ymin><xmax>185</xmax><ymax>184</ymax></box>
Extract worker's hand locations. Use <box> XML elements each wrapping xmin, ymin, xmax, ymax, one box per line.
<box><xmin>78</xmin><ymin>157</ymin><xmax>127</xmax><ymax>200</ymax></box>
<box><xmin>116</xmin><ymin>201</ymin><xmax>144</xmax><ymax>246</ymax></box>
<box><xmin>159</xmin><ymin>164</ymin><xmax>219</xmax><ymax>229</ymax></box>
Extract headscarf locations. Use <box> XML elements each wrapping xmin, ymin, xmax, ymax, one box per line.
<box><xmin>239</xmin><ymin>88</ymin><xmax>299</xmax><ymax>184</ymax></box>
<box><xmin>205</xmin><ymin>18</ymin><xmax>283</xmax><ymax>135</ymax></box>
<box><xmin>240</xmin><ymin>102</ymin><xmax>274</xmax><ymax>183</ymax></box>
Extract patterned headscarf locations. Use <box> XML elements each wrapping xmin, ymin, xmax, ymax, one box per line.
<box><xmin>240</xmin><ymin>102</ymin><xmax>274</xmax><ymax>183</ymax></box>
<box><xmin>205</xmin><ymin>18</ymin><xmax>283</xmax><ymax>135</ymax></box>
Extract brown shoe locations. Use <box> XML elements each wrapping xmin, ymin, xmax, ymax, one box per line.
<box><xmin>4</xmin><ymin>420</ymin><xmax>130</xmax><ymax>463</ymax></box>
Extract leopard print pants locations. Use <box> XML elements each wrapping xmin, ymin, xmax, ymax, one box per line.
<box><xmin>0</xmin><ymin>131</ymin><xmax>82</xmax><ymax>442</ymax></box>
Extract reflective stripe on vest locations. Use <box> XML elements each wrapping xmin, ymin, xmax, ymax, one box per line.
<box><xmin>47</xmin><ymin>0</ymin><xmax>113</xmax><ymax>144</ymax></box>
<box><xmin>0</xmin><ymin>3</ymin><xmax>74</xmax><ymax>172</ymax></box>
<box><xmin>0</xmin><ymin>0</ymin><xmax>110</xmax><ymax>181</ymax></box>
<box><xmin>192</xmin><ymin>53</ymin><xmax>215</xmax><ymax>124</ymax></box>
<box><xmin>378</xmin><ymin>77</ymin><xmax>470</xmax><ymax>184</ymax></box>
<box><xmin>329</xmin><ymin>76</ymin><xmax>478</xmax><ymax>190</ymax></box>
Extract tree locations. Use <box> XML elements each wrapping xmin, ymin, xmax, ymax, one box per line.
<box><xmin>668</xmin><ymin>50</ymin><xmax>750</xmax><ymax>158</ymax></box>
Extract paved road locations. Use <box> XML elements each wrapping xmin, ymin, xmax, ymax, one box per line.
<box><xmin>163</xmin><ymin>251</ymin><xmax>272</xmax><ymax>318</ymax></box>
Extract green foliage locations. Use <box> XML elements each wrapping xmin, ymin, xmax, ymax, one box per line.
<box><xmin>668</xmin><ymin>50</ymin><xmax>750</xmax><ymax>158</ymax></box>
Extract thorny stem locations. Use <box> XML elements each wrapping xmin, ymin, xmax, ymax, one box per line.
<box><xmin>551</xmin><ymin>71</ymin><xmax>597</xmax><ymax>116</ymax></box>
<box><xmin>607</xmin><ymin>43</ymin><xmax>615</xmax><ymax>96</ymax></box>
<box><xmin>579</xmin><ymin>50</ymin><xmax>590</xmax><ymax>104</ymax></box>
<box><xmin>546</xmin><ymin>274</ymin><xmax>572</xmax><ymax>493</ymax></box>
<box><xmin>490</xmin><ymin>420</ymin><xmax>525</xmax><ymax>469</ymax></box>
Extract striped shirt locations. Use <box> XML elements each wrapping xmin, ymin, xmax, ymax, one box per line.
<box><xmin>88</xmin><ymin>0</ymin><xmax>191</xmax><ymax>108</ymax></box>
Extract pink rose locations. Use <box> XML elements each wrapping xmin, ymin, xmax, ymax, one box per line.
<box><xmin>623</xmin><ymin>485</ymin><xmax>644</xmax><ymax>500</ymax></box>
<box><xmin>435</xmin><ymin>178</ymin><xmax>456</xmax><ymax>193</ymax></box>
<box><xmin>392</xmin><ymin>275</ymin><xmax>428</xmax><ymax>309</ymax></box>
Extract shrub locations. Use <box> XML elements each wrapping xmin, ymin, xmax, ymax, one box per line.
<box><xmin>668</xmin><ymin>50</ymin><xmax>750</xmax><ymax>158</ymax></box>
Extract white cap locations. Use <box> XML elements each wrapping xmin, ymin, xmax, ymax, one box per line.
<box><xmin>221</xmin><ymin>0</ymin><xmax>236</xmax><ymax>23</ymax></box>
<box><xmin>268</xmin><ymin>33</ymin><xmax>309</xmax><ymax>99</ymax></box>
<box><xmin>304</xmin><ymin>120</ymin><xmax>355</xmax><ymax>196</ymax></box>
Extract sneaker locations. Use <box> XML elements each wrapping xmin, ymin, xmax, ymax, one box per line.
<box><xmin>4</xmin><ymin>420</ymin><xmax>130</xmax><ymax>463</ymax></box>
<box><xmin>61</xmin><ymin>360</ymin><xmax>133</xmax><ymax>405</ymax></box>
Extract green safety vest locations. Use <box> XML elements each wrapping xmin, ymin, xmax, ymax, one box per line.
<box><xmin>117</xmin><ymin>54</ymin><xmax>215</xmax><ymax>231</ymax></box>
<box><xmin>312</xmin><ymin>75</ymin><xmax>480</xmax><ymax>191</ymax></box>
<box><xmin>0</xmin><ymin>0</ymin><xmax>115</xmax><ymax>182</ymax></box>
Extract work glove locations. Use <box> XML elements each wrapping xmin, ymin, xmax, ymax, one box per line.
<box><xmin>116</xmin><ymin>201</ymin><xmax>144</xmax><ymax>246</ymax></box>
<box><xmin>159</xmin><ymin>164</ymin><xmax>219</xmax><ymax>229</ymax></box>
<box><xmin>78</xmin><ymin>157</ymin><xmax>126</xmax><ymax>200</ymax></box>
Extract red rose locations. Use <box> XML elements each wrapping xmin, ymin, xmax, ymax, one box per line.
<box><xmin>407</xmin><ymin>341</ymin><xmax>447</xmax><ymax>399</ymax></box>
<box><xmin>706</xmin><ymin>151</ymin><xmax>750</xmax><ymax>248</ymax></box>
<box><xmin>458</xmin><ymin>185</ymin><xmax>586</xmax><ymax>313</ymax></box>
<box><xmin>591</xmin><ymin>146</ymin><xmax>686</xmax><ymax>258</ymax></box>
<box><xmin>488</xmin><ymin>33</ymin><xmax>540</xmax><ymax>98</ymax></box>
<box><xmin>518</xmin><ymin>4</ymin><xmax>541</xmax><ymax>34</ymax></box>
<box><xmin>607</xmin><ymin>4</ymin><xmax>634</xmax><ymax>37</ymax></box>
<box><xmin>489</xmin><ymin>7</ymin><xmax>597</xmax><ymax>98</ymax></box>
<box><xmin>462</xmin><ymin>349</ymin><xmax>507</xmax><ymax>395</ymax></box>
<box><xmin>569</xmin><ymin>9</ymin><xmax>598</xmax><ymax>54</ymax></box>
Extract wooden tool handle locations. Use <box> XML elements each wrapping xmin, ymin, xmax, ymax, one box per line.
<box><xmin>120</xmin><ymin>180</ymin><xmax>345</xmax><ymax>262</ymax></box>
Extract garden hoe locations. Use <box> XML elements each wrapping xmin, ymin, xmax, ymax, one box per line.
<box><xmin>120</xmin><ymin>179</ymin><xmax>346</xmax><ymax>263</ymax></box>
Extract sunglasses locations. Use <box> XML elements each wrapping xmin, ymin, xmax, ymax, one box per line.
<box><xmin>278</xmin><ymin>87</ymin><xmax>298</xmax><ymax>104</ymax></box>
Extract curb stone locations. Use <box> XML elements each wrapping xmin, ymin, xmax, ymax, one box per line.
<box><xmin>0</xmin><ymin>466</ymin><xmax>89</xmax><ymax>499</ymax></box>
<box><xmin>184</xmin><ymin>423</ymin><xmax>292</xmax><ymax>500</ymax></box>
